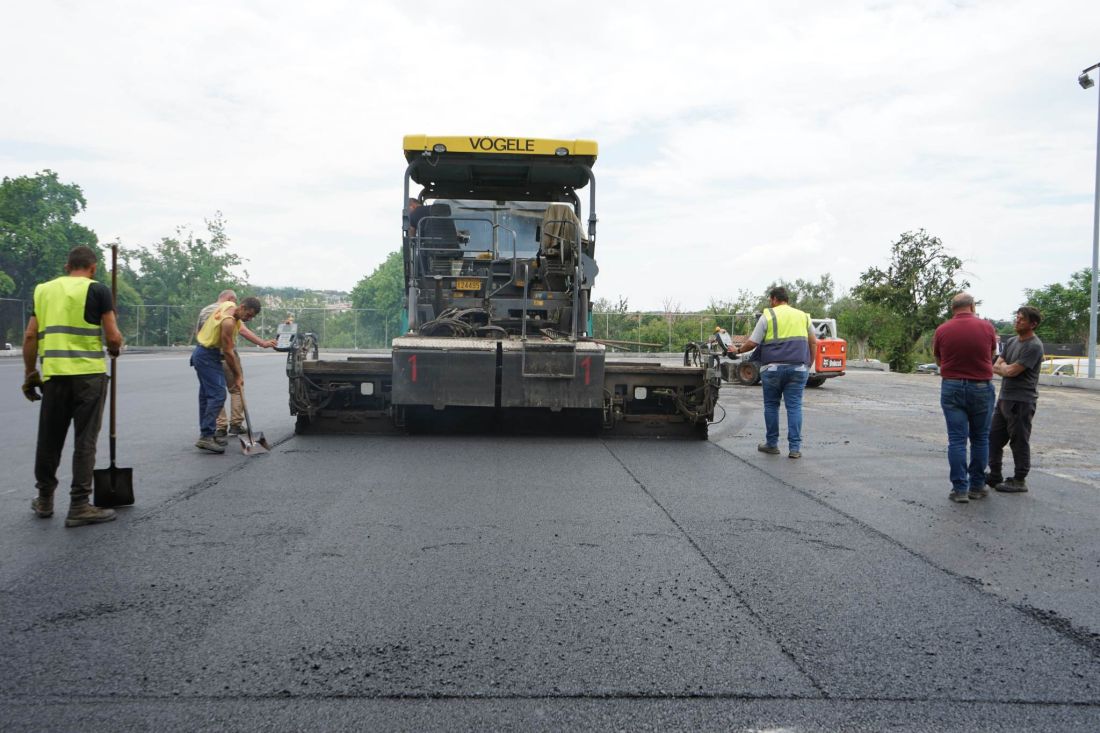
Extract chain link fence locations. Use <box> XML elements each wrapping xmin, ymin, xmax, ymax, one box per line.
<box><xmin>591</xmin><ymin>312</ymin><xmax>758</xmax><ymax>352</ymax></box>
<box><xmin>0</xmin><ymin>299</ymin><xmax>397</xmax><ymax>350</ymax></box>
<box><xmin>0</xmin><ymin>298</ymin><xmax>758</xmax><ymax>354</ymax></box>
<box><xmin>0</xmin><ymin>298</ymin><xmax>28</xmax><ymax>347</ymax></box>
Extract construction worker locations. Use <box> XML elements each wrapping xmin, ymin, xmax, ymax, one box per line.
<box><xmin>192</xmin><ymin>296</ymin><xmax>262</xmax><ymax>453</ymax></box>
<box><xmin>194</xmin><ymin>291</ymin><xmax>275</xmax><ymax>441</ymax></box>
<box><xmin>987</xmin><ymin>306</ymin><xmax>1044</xmax><ymax>494</ymax></box>
<box><xmin>932</xmin><ymin>292</ymin><xmax>998</xmax><ymax>503</ymax></box>
<box><xmin>735</xmin><ymin>286</ymin><xmax>817</xmax><ymax>459</ymax></box>
<box><xmin>21</xmin><ymin>246</ymin><xmax>123</xmax><ymax>527</ymax></box>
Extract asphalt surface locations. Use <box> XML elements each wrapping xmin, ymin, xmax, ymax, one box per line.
<box><xmin>1</xmin><ymin>352</ymin><xmax>1098</xmax><ymax>731</ymax></box>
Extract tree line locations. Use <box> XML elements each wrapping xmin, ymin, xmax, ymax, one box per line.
<box><xmin>2</xmin><ymin>171</ymin><xmax>1094</xmax><ymax>369</ymax></box>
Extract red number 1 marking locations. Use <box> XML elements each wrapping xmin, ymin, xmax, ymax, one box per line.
<box><xmin>408</xmin><ymin>354</ymin><xmax>418</xmax><ymax>382</ymax></box>
<box><xmin>580</xmin><ymin>356</ymin><xmax>591</xmax><ymax>385</ymax></box>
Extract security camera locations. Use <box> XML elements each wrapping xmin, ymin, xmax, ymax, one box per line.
<box><xmin>1080</xmin><ymin>73</ymin><xmax>1095</xmax><ymax>90</ymax></box>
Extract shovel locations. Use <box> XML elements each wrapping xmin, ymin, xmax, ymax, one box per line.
<box><xmin>238</xmin><ymin>387</ymin><xmax>271</xmax><ymax>455</ymax></box>
<box><xmin>93</xmin><ymin>244</ymin><xmax>134</xmax><ymax>507</ymax></box>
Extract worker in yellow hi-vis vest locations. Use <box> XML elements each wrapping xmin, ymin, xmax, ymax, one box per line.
<box><xmin>194</xmin><ymin>290</ymin><xmax>276</xmax><ymax>442</ymax></box>
<box><xmin>191</xmin><ymin>295</ymin><xmax>262</xmax><ymax>453</ymax></box>
<box><xmin>21</xmin><ymin>246</ymin><xmax>124</xmax><ymax>528</ymax></box>
<box><xmin>736</xmin><ymin>286</ymin><xmax>817</xmax><ymax>459</ymax></box>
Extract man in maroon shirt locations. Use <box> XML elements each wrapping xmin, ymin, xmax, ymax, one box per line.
<box><xmin>932</xmin><ymin>292</ymin><xmax>998</xmax><ymax>503</ymax></box>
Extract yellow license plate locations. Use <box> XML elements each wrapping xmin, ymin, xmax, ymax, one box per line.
<box><xmin>454</xmin><ymin>278</ymin><xmax>480</xmax><ymax>291</ymax></box>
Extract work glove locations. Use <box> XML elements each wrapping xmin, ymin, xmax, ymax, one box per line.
<box><xmin>22</xmin><ymin>370</ymin><xmax>43</xmax><ymax>402</ymax></box>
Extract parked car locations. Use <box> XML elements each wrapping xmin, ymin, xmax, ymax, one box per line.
<box><xmin>1040</xmin><ymin>359</ymin><xmax>1081</xmax><ymax>377</ymax></box>
<box><xmin>916</xmin><ymin>363</ymin><xmax>940</xmax><ymax>375</ymax></box>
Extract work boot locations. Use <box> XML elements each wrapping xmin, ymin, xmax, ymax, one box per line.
<box><xmin>213</xmin><ymin>433</ymin><xmax>228</xmax><ymax>446</ymax></box>
<box><xmin>996</xmin><ymin>477</ymin><xmax>1028</xmax><ymax>493</ymax></box>
<box><xmin>65</xmin><ymin>503</ymin><xmax>117</xmax><ymax>528</ymax></box>
<box><xmin>214</xmin><ymin>427</ymin><xmax>228</xmax><ymax>438</ymax></box>
<box><xmin>195</xmin><ymin>436</ymin><xmax>226</xmax><ymax>454</ymax></box>
<box><xmin>788</xmin><ymin>450</ymin><xmax>802</xmax><ymax>459</ymax></box>
<box><xmin>949</xmin><ymin>491</ymin><xmax>970</xmax><ymax>503</ymax></box>
<box><xmin>31</xmin><ymin>496</ymin><xmax>54</xmax><ymax>518</ymax></box>
<box><xmin>969</xmin><ymin>486</ymin><xmax>989</xmax><ymax>500</ymax></box>
<box><xmin>985</xmin><ymin>473</ymin><xmax>1003</xmax><ymax>488</ymax></box>
<box><xmin>229</xmin><ymin>423</ymin><xmax>245</xmax><ymax>436</ymax></box>
<box><xmin>757</xmin><ymin>443</ymin><xmax>780</xmax><ymax>455</ymax></box>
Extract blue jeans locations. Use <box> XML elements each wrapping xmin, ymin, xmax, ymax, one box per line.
<box><xmin>940</xmin><ymin>379</ymin><xmax>995</xmax><ymax>493</ymax></box>
<box><xmin>761</xmin><ymin>364</ymin><xmax>809</xmax><ymax>451</ymax></box>
<box><xmin>191</xmin><ymin>345</ymin><xmax>226</xmax><ymax>438</ymax></box>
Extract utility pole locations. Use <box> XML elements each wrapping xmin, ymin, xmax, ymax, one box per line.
<box><xmin>1080</xmin><ymin>63</ymin><xmax>1100</xmax><ymax>378</ymax></box>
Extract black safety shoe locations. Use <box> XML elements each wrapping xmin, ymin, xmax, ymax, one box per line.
<box><xmin>757</xmin><ymin>443</ymin><xmax>780</xmax><ymax>455</ymax></box>
<box><xmin>985</xmin><ymin>473</ymin><xmax>1003</xmax><ymax>488</ymax></box>
<box><xmin>31</xmin><ymin>496</ymin><xmax>53</xmax><ymax>518</ymax></box>
<box><xmin>996</xmin><ymin>477</ymin><xmax>1028</xmax><ymax>493</ymax></box>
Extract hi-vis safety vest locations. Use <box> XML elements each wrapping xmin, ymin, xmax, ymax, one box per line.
<box><xmin>33</xmin><ymin>276</ymin><xmax>106</xmax><ymax>380</ymax></box>
<box><xmin>758</xmin><ymin>303</ymin><xmax>812</xmax><ymax>365</ymax></box>
<box><xmin>196</xmin><ymin>301</ymin><xmax>239</xmax><ymax>348</ymax></box>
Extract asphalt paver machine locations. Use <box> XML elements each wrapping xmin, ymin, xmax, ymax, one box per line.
<box><xmin>285</xmin><ymin>135</ymin><xmax>718</xmax><ymax>437</ymax></box>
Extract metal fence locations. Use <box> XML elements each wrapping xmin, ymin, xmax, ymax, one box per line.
<box><xmin>591</xmin><ymin>312</ymin><xmax>757</xmax><ymax>352</ymax></box>
<box><xmin>0</xmin><ymin>299</ymin><xmax>397</xmax><ymax>350</ymax></box>
<box><xmin>0</xmin><ymin>298</ymin><xmax>754</xmax><ymax>354</ymax></box>
<box><xmin>0</xmin><ymin>298</ymin><xmax>28</xmax><ymax>347</ymax></box>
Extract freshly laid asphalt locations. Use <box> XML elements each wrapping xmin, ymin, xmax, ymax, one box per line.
<box><xmin>0</xmin><ymin>351</ymin><xmax>1098</xmax><ymax>731</ymax></box>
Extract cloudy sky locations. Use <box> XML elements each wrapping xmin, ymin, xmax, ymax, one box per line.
<box><xmin>3</xmin><ymin>0</ymin><xmax>1099</xmax><ymax>319</ymax></box>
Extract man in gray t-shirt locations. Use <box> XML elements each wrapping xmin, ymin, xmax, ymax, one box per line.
<box><xmin>987</xmin><ymin>306</ymin><xmax>1044</xmax><ymax>493</ymax></box>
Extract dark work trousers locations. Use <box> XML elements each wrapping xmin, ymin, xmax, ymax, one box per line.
<box><xmin>34</xmin><ymin>373</ymin><xmax>108</xmax><ymax>505</ymax></box>
<box><xmin>191</xmin><ymin>345</ymin><xmax>225</xmax><ymax>437</ymax></box>
<box><xmin>988</xmin><ymin>398</ymin><xmax>1036</xmax><ymax>480</ymax></box>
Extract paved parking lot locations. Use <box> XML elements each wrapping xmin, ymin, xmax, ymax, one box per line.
<box><xmin>1</xmin><ymin>355</ymin><xmax>1098</xmax><ymax>730</ymax></box>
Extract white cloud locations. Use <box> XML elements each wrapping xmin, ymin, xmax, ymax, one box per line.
<box><xmin>2</xmin><ymin>0</ymin><xmax>1099</xmax><ymax>320</ymax></box>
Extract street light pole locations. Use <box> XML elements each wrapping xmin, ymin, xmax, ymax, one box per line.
<box><xmin>1082</xmin><ymin>63</ymin><xmax>1100</xmax><ymax>379</ymax></box>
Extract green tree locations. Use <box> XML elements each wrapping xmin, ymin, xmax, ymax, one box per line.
<box><xmin>122</xmin><ymin>213</ymin><xmax>247</xmax><ymax>304</ymax></box>
<box><xmin>706</xmin><ymin>290</ymin><xmax>761</xmax><ymax>335</ymax></box>
<box><xmin>1024</xmin><ymin>268</ymin><xmax>1093</xmax><ymax>344</ymax></box>
<box><xmin>120</xmin><ymin>213</ymin><xmax>249</xmax><ymax>345</ymax></box>
<box><xmin>591</xmin><ymin>296</ymin><xmax>632</xmax><ymax>340</ymax></box>
<box><xmin>831</xmin><ymin>296</ymin><xmax>907</xmax><ymax>362</ymax></box>
<box><xmin>763</xmin><ymin>274</ymin><xmax>836</xmax><ymax>317</ymax></box>
<box><xmin>852</xmin><ymin>230</ymin><xmax>969</xmax><ymax>372</ymax></box>
<box><xmin>350</xmin><ymin>251</ymin><xmax>405</xmax><ymax>346</ymax></box>
<box><xmin>0</xmin><ymin>170</ymin><xmax>100</xmax><ymax>302</ymax></box>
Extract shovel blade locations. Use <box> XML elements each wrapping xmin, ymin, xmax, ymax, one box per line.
<box><xmin>93</xmin><ymin>465</ymin><xmax>135</xmax><ymax>507</ymax></box>
<box><xmin>239</xmin><ymin>432</ymin><xmax>270</xmax><ymax>455</ymax></box>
